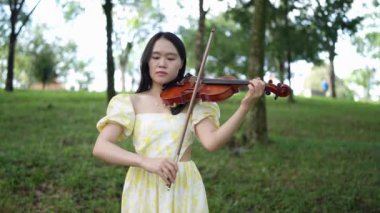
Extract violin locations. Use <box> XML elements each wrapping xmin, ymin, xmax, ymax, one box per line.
<box><xmin>160</xmin><ymin>74</ymin><xmax>292</xmax><ymax>107</ymax></box>
<box><xmin>166</xmin><ymin>29</ymin><xmax>290</xmax><ymax>189</ymax></box>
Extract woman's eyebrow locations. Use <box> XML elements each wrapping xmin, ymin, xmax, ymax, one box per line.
<box><xmin>166</xmin><ymin>53</ymin><xmax>178</xmax><ymax>57</ymax></box>
<box><xmin>152</xmin><ymin>51</ymin><xmax>178</xmax><ymax>57</ymax></box>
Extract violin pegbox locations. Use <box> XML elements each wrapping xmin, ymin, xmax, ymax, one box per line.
<box><xmin>264</xmin><ymin>79</ymin><xmax>276</xmax><ymax>97</ymax></box>
<box><xmin>264</xmin><ymin>80</ymin><xmax>291</xmax><ymax>99</ymax></box>
<box><xmin>264</xmin><ymin>82</ymin><xmax>270</xmax><ymax>94</ymax></box>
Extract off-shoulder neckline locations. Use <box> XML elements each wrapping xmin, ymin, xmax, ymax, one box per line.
<box><xmin>136</xmin><ymin>113</ymin><xmax>186</xmax><ymax>116</ymax></box>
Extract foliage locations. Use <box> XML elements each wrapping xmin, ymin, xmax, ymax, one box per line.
<box><xmin>178</xmin><ymin>25</ymin><xmax>197</xmax><ymax>72</ymax></box>
<box><xmin>0</xmin><ymin>4</ymin><xmax>7</xmax><ymax>46</ymax></box>
<box><xmin>0</xmin><ymin>0</ymin><xmax>36</xmax><ymax>34</ymax></box>
<box><xmin>15</xmin><ymin>24</ymin><xmax>90</xmax><ymax>88</ymax></box>
<box><xmin>0</xmin><ymin>1</ymin><xmax>93</xmax><ymax>90</ymax></box>
<box><xmin>30</xmin><ymin>44</ymin><xmax>57</xmax><ymax>88</ymax></box>
<box><xmin>13</xmin><ymin>43</ymin><xmax>33</xmax><ymax>87</ymax></box>
<box><xmin>349</xmin><ymin>68</ymin><xmax>379</xmax><ymax>100</ymax></box>
<box><xmin>113</xmin><ymin>0</ymin><xmax>164</xmax><ymax>91</ymax></box>
<box><xmin>360</xmin><ymin>32</ymin><xmax>380</xmax><ymax>59</ymax></box>
<box><xmin>350</xmin><ymin>68</ymin><xmax>375</xmax><ymax>90</ymax></box>
<box><xmin>266</xmin><ymin>0</ymin><xmax>323</xmax><ymax>73</ymax></box>
<box><xmin>115</xmin><ymin>0</ymin><xmax>164</xmax><ymax>45</ymax></box>
<box><xmin>1</xmin><ymin>0</ymin><xmax>41</xmax><ymax>91</ymax></box>
<box><xmin>301</xmin><ymin>0</ymin><xmax>364</xmax><ymax>98</ymax></box>
<box><xmin>0</xmin><ymin>91</ymin><xmax>379</xmax><ymax>212</ymax></box>
<box><xmin>353</xmin><ymin>1</ymin><xmax>380</xmax><ymax>60</ymax></box>
<box><xmin>61</xmin><ymin>1</ymin><xmax>84</xmax><ymax>21</ymax></box>
<box><xmin>345</xmin><ymin>1</ymin><xmax>380</xmax><ymax>100</ymax></box>
<box><xmin>181</xmin><ymin>0</ymin><xmax>323</xmax><ymax>81</ymax></box>
<box><xmin>312</xmin><ymin>0</ymin><xmax>363</xmax><ymax>55</ymax></box>
<box><xmin>179</xmin><ymin>14</ymin><xmax>250</xmax><ymax>77</ymax></box>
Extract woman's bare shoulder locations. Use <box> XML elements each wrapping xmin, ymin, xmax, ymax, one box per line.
<box><xmin>130</xmin><ymin>93</ymin><xmax>151</xmax><ymax>113</ymax></box>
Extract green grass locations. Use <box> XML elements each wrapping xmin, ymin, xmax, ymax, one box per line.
<box><xmin>0</xmin><ymin>90</ymin><xmax>379</xmax><ymax>212</ymax></box>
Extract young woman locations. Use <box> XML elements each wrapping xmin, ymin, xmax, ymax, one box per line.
<box><xmin>92</xmin><ymin>32</ymin><xmax>265</xmax><ymax>212</ymax></box>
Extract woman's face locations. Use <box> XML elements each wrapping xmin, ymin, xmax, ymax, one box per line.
<box><xmin>149</xmin><ymin>38</ymin><xmax>183</xmax><ymax>86</ymax></box>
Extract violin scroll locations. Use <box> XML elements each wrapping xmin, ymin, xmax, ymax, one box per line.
<box><xmin>264</xmin><ymin>80</ymin><xmax>292</xmax><ymax>100</ymax></box>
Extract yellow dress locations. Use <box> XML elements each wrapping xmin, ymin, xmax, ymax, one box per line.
<box><xmin>97</xmin><ymin>94</ymin><xmax>220</xmax><ymax>213</ymax></box>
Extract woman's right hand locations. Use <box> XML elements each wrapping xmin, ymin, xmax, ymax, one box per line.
<box><xmin>140</xmin><ymin>157</ymin><xmax>178</xmax><ymax>185</ymax></box>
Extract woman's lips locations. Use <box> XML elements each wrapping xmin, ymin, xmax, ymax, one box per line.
<box><xmin>156</xmin><ymin>71</ymin><xmax>168</xmax><ymax>76</ymax></box>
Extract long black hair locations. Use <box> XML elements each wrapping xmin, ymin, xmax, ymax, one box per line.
<box><xmin>136</xmin><ymin>32</ymin><xmax>187</xmax><ymax>93</ymax></box>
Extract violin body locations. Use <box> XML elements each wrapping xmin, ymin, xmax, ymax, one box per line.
<box><xmin>160</xmin><ymin>75</ymin><xmax>240</xmax><ymax>106</ymax></box>
<box><xmin>160</xmin><ymin>74</ymin><xmax>292</xmax><ymax>107</ymax></box>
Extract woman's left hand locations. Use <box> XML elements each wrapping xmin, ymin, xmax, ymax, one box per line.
<box><xmin>240</xmin><ymin>77</ymin><xmax>265</xmax><ymax>109</ymax></box>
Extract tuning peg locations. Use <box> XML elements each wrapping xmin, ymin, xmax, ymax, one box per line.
<box><xmin>265</xmin><ymin>88</ymin><xmax>271</xmax><ymax>96</ymax></box>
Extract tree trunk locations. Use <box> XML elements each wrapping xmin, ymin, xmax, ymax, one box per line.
<box><xmin>328</xmin><ymin>51</ymin><xmax>337</xmax><ymax>98</ymax></box>
<box><xmin>5</xmin><ymin>30</ymin><xmax>16</xmax><ymax>92</ymax></box>
<box><xmin>103</xmin><ymin>0</ymin><xmax>116</xmax><ymax>102</ymax></box>
<box><xmin>120</xmin><ymin>42</ymin><xmax>132</xmax><ymax>92</ymax></box>
<box><xmin>5</xmin><ymin>2</ymin><xmax>20</xmax><ymax>92</ymax></box>
<box><xmin>5</xmin><ymin>0</ymin><xmax>39</xmax><ymax>92</ymax></box>
<box><xmin>244</xmin><ymin>0</ymin><xmax>268</xmax><ymax>145</ymax></box>
<box><xmin>121</xmin><ymin>64</ymin><xmax>126</xmax><ymax>92</ymax></box>
<box><xmin>283</xmin><ymin>0</ymin><xmax>295</xmax><ymax>103</ymax></box>
<box><xmin>195</xmin><ymin>0</ymin><xmax>206</xmax><ymax>74</ymax></box>
<box><xmin>286</xmin><ymin>52</ymin><xmax>295</xmax><ymax>103</ymax></box>
<box><xmin>278</xmin><ymin>59</ymin><xmax>285</xmax><ymax>83</ymax></box>
<box><xmin>328</xmin><ymin>42</ymin><xmax>337</xmax><ymax>98</ymax></box>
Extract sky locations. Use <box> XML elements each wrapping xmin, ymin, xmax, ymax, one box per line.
<box><xmin>30</xmin><ymin>0</ymin><xmax>379</xmax><ymax>100</ymax></box>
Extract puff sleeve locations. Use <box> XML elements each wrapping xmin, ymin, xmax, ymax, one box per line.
<box><xmin>191</xmin><ymin>101</ymin><xmax>220</xmax><ymax>130</ymax></box>
<box><xmin>96</xmin><ymin>94</ymin><xmax>135</xmax><ymax>140</ymax></box>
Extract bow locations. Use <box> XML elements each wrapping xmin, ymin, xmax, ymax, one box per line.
<box><xmin>167</xmin><ymin>28</ymin><xmax>215</xmax><ymax>189</ymax></box>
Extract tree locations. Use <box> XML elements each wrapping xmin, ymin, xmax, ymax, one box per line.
<box><xmin>102</xmin><ymin>0</ymin><xmax>116</xmax><ymax>102</ymax></box>
<box><xmin>0</xmin><ymin>47</ymin><xmax>5</xmax><ymax>87</ymax></box>
<box><xmin>1</xmin><ymin>16</ymin><xmax>8</xmax><ymax>87</ymax></box>
<box><xmin>3</xmin><ymin>0</ymin><xmax>40</xmax><ymax>91</ymax></box>
<box><xmin>244</xmin><ymin>0</ymin><xmax>269</xmax><ymax>144</ymax></box>
<box><xmin>224</xmin><ymin>0</ymin><xmax>322</xmax><ymax>93</ymax></box>
<box><xmin>103</xmin><ymin>0</ymin><xmax>163</xmax><ymax>100</ymax></box>
<box><xmin>20</xmin><ymin>23</ymin><xmax>88</xmax><ymax>89</ymax></box>
<box><xmin>349</xmin><ymin>68</ymin><xmax>377</xmax><ymax>100</ymax></box>
<box><xmin>313</xmin><ymin>0</ymin><xmax>363</xmax><ymax>98</ymax></box>
<box><xmin>354</xmin><ymin>1</ymin><xmax>380</xmax><ymax>60</ymax></box>
<box><xmin>30</xmin><ymin>44</ymin><xmax>57</xmax><ymax>89</ymax></box>
<box><xmin>352</xmin><ymin>1</ymin><xmax>380</xmax><ymax>100</ymax></box>
<box><xmin>76</xmin><ymin>68</ymin><xmax>94</xmax><ymax>91</ymax></box>
<box><xmin>118</xmin><ymin>42</ymin><xmax>132</xmax><ymax>92</ymax></box>
<box><xmin>195</xmin><ymin>0</ymin><xmax>208</xmax><ymax>74</ymax></box>
<box><xmin>266</xmin><ymin>0</ymin><xmax>323</xmax><ymax>103</ymax></box>
<box><xmin>358</xmin><ymin>32</ymin><xmax>380</xmax><ymax>59</ymax></box>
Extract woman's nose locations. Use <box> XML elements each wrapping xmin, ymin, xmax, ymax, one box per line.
<box><xmin>158</xmin><ymin>58</ymin><xmax>167</xmax><ymax>68</ymax></box>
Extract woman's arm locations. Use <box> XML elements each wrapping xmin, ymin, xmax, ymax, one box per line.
<box><xmin>92</xmin><ymin>123</ymin><xmax>178</xmax><ymax>185</ymax></box>
<box><xmin>93</xmin><ymin>123</ymin><xmax>144</xmax><ymax>166</ymax></box>
<box><xmin>195</xmin><ymin>78</ymin><xmax>265</xmax><ymax>152</ymax></box>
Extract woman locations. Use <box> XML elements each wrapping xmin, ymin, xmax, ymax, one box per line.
<box><xmin>92</xmin><ymin>32</ymin><xmax>265</xmax><ymax>212</ymax></box>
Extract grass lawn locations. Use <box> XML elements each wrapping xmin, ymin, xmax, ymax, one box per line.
<box><xmin>0</xmin><ymin>90</ymin><xmax>379</xmax><ymax>212</ymax></box>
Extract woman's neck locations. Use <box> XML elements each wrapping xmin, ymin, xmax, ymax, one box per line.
<box><xmin>148</xmin><ymin>83</ymin><xmax>163</xmax><ymax>96</ymax></box>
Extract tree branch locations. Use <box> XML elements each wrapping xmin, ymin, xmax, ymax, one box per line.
<box><xmin>16</xmin><ymin>0</ymin><xmax>41</xmax><ymax>36</ymax></box>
